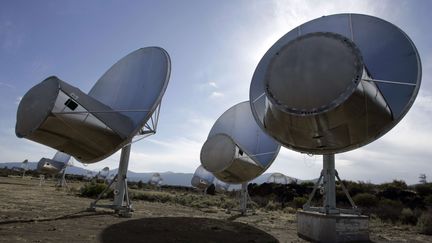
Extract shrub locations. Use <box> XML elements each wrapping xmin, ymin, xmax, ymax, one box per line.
<box><xmin>250</xmin><ymin>196</ymin><xmax>269</xmax><ymax>207</ymax></box>
<box><xmin>378</xmin><ymin>180</ymin><xmax>408</xmax><ymax>201</ymax></box>
<box><xmin>424</xmin><ymin>195</ymin><xmax>432</xmax><ymax>207</ymax></box>
<box><xmin>353</xmin><ymin>193</ymin><xmax>378</xmax><ymax>208</ymax></box>
<box><xmin>220</xmin><ymin>199</ymin><xmax>236</xmax><ymax>209</ymax></box>
<box><xmin>417</xmin><ymin>210</ymin><xmax>432</xmax><ymax>235</ymax></box>
<box><xmin>132</xmin><ymin>191</ymin><xmax>173</xmax><ymax>203</ymax></box>
<box><xmin>137</xmin><ymin>180</ymin><xmax>144</xmax><ymax>189</ymax></box>
<box><xmin>346</xmin><ymin>181</ymin><xmax>375</xmax><ymax>196</ymax></box>
<box><xmin>336</xmin><ymin>189</ymin><xmax>350</xmax><ymax>205</ymax></box>
<box><xmin>300</xmin><ymin>181</ymin><xmax>314</xmax><ymax>188</ymax></box>
<box><xmin>415</xmin><ymin>183</ymin><xmax>432</xmax><ymax>197</ymax></box>
<box><xmin>400</xmin><ymin>208</ymin><xmax>417</xmax><ymax>225</ymax></box>
<box><xmin>283</xmin><ymin>207</ymin><xmax>297</xmax><ymax>214</ymax></box>
<box><xmin>388</xmin><ymin>180</ymin><xmax>408</xmax><ymax>190</ymax></box>
<box><xmin>265</xmin><ymin>201</ymin><xmax>280</xmax><ymax>211</ymax></box>
<box><xmin>80</xmin><ymin>182</ymin><xmax>111</xmax><ymax>198</ymax></box>
<box><xmin>293</xmin><ymin>197</ymin><xmax>308</xmax><ymax>209</ymax></box>
<box><xmin>375</xmin><ymin>199</ymin><xmax>403</xmax><ymax>223</ymax></box>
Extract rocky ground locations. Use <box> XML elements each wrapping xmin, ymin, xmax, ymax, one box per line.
<box><xmin>0</xmin><ymin>176</ymin><xmax>431</xmax><ymax>242</ymax></box>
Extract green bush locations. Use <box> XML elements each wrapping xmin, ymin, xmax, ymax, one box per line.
<box><xmin>378</xmin><ymin>180</ymin><xmax>408</xmax><ymax>201</ymax></box>
<box><xmin>265</xmin><ymin>201</ymin><xmax>280</xmax><ymax>211</ymax></box>
<box><xmin>220</xmin><ymin>199</ymin><xmax>236</xmax><ymax>209</ymax></box>
<box><xmin>300</xmin><ymin>181</ymin><xmax>314</xmax><ymax>187</ymax></box>
<box><xmin>353</xmin><ymin>193</ymin><xmax>378</xmax><ymax>208</ymax></box>
<box><xmin>424</xmin><ymin>195</ymin><xmax>432</xmax><ymax>207</ymax></box>
<box><xmin>130</xmin><ymin>190</ymin><xmax>239</xmax><ymax>210</ymax></box>
<box><xmin>400</xmin><ymin>208</ymin><xmax>417</xmax><ymax>225</ymax></box>
<box><xmin>80</xmin><ymin>182</ymin><xmax>111</xmax><ymax>198</ymax></box>
<box><xmin>293</xmin><ymin>197</ymin><xmax>308</xmax><ymax>208</ymax></box>
<box><xmin>415</xmin><ymin>183</ymin><xmax>432</xmax><ymax>197</ymax></box>
<box><xmin>380</xmin><ymin>180</ymin><xmax>408</xmax><ymax>190</ymax></box>
<box><xmin>346</xmin><ymin>181</ymin><xmax>375</xmax><ymax>196</ymax></box>
<box><xmin>137</xmin><ymin>180</ymin><xmax>144</xmax><ymax>189</ymax></box>
<box><xmin>417</xmin><ymin>210</ymin><xmax>432</xmax><ymax>235</ymax></box>
<box><xmin>132</xmin><ymin>191</ymin><xmax>173</xmax><ymax>203</ymax></box>
<box><xmin>250</xmin><ymin>196</ymin><xmax>269</xmax><ymax>207</ymax></box>
<box><xmin>375</xmin><ymin>199</ymin><xmax>403</xmax><ymax>223</ymax></box>
<box><xmin>283</xmin><ymin>207</ymin><xmax>297</xmax><ymax>214</ymax></box>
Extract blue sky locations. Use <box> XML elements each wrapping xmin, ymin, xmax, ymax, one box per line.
<box><xmin>0</xmin><ymin>0</ymin><xmax>431</xmax><ymax>184</ymax></box>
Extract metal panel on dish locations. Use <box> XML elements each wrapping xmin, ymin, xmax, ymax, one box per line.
<box><xmin>16</xmin><ymin>47</ymin><xmax>171</xmax><ymax>163</ymax></box>
<box><xmin>201</xmin><ymin>101</ymin><xmax>280</xmax><ymax>184</ymax></box>
<box><xmin>249</xmin><ymin>14</ymin><xmax>421</xmax><ymax>154</ymax></box>
<box><xmin>214</xmin><ymin>178</ymin><xmax>230</xmax><ymax>192</ymax></box>
<box><xmin>89</xmin><ymin>47</ymin><xmax>170</xmax><ymax>132</ymax></box>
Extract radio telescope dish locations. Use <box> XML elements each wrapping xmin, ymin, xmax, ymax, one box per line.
<box><xmin>267</xmin><ymin>172</ymin><xmax>289</xmax><ymax>185</ymax></box>
<box><xmin>37</xmin><ymin>151</ymin><xmax>71</xmax><ymax>175</ymax></box>
<box><xmin>16</xmin><ymin>47</ymin><xmax>170</xmax><ymax>163</ymax></box>
<box><xmin>149</xmin><ymin>173</ymin><xmax>163</xmax><ymax>187</ymax></box>
<box><xmin>250</xmin><ymin>14</ymin><xmax>421</xmax><ymax>154</ymax></box>
<box><xmin>97</xmin><ymin>167</ymin><xmax>110</xmax><ymax>180</ymax></box>
<box><xmin>21</xmin><ymin>159</ymin><xmax>29</xmax><ymax>178</ymax></box>
<box><xmin>249</xmin><ymin>13</ymin><xmax>421</xmax><ymax>241</ymax></box>
<box><xmin>201</xmin><ymin>101</ymin><xmax>280</xmax><ymax>184</ymax></box>
<box><xmin>21</xmin><ymin>159</ymin><xmax>29</xmax><ymax>168</ymax></box>
<box><xmin>84</xmin><ymin>171</ymin><xmax>94</xmax><ymax>181</ymax></box>
<box><xmin>15</xmin><ymin>47</ymin><xmax>171</xmax><ymax>216</ymax></box>
<box><xmin>37</xmin><ymin>151</ymin><xmax>72</xmax><ymax>187</ymax></box>
<box><xmin>191</xmin><ymin>165</ymin><xmax>214</xmax><ymax>191</ymax></box>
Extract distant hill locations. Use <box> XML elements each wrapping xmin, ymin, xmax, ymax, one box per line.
<box><xmin>1</xmin><ymin>162</ymin><xmax>90</xmax><ymax>175</ymax></box>
<box><xmin>1</xmin><ymin>162</ymin><xmax>38</xmax><ymax>171</ymax></box>
<box><xmin>0</xmin><ymin>162</ymin><xmax>317</xmax><ymax>187</ymax></box>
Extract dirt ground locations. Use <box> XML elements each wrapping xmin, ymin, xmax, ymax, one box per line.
<box><xmin>0</xmin><ymin>177</ymin><xmax>431</xmax><ymax>243</ymax></box>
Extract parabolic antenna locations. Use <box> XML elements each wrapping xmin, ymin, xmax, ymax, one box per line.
<box><xmin>267</xmin><ymin>172</ymin><xmax>289</xmax><ymax>185</ymax></box>
<box><xmin>21</xmin><ymin>159</ymin><xmax>29</xmax><ymax>167</ymax></box>
<box><xmin>85</xmin><ymin>171</ymin><xmax>94</xmax><ymax>181</ymax></box>
<box><xmin>201</xmin><ymin>101</ymin><xmax>280</xmax><ymax>184</ymax></box>
<box><xmin>37</xmin><ymin>151</ymin><xmax>71</xmax><ymax>175</ymax></box>
<box><xmin>149</xmin><ymin>173</ymin><xmax>163</xmax><ymax>186</ymax></box>
<box><xmin>248</xmin><ymin>13</ymin><xmax>422</xmax><ymax>241</ymax></box>
<box><xmin>250</xmin><ymin>14</ymin><xmax>421</xmax><ymax>154</ymax></box>
<box><xmin>21</xmin><ymin>159</ymin><xmax>29</xmax><ymax>170</ymax></box>
<box><xmin>37</xmin><ymin>151</ymin><xmax>72</xmax><ymax>187</ymax></box>
<box><xmin>16</xmin><ymin>47</ymin><xmax>171</xmax><ymax>216</ymax></box>
<box><xmin>97</xmin><ymin>166</ymin><xmax>110</xmax><ymax>180</ymax></box>
<box><xmin>16</xmin><ymin>47</ymin><xmax>170</xmax><ymax>163</ymax></box>
<box><xmin>21</xmin><ymin>159</ymin><xmax>29</xmax><ymax>177</ymax></box>
<box><xmin>191</xmin><ymin>165</ymin><xmax>214</xmax><ymax>190</ymax></box>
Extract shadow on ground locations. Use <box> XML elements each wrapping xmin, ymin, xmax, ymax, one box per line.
<box><xmin>99</xmin><ymin>216</ymin><xmax>278</xmax><ymax>243</ymax></box>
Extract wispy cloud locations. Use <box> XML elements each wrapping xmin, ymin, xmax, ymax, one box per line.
<box><xmin>196</xmin><ymin>81</ymin><xmax>225</xmax><ymax>100</ymax></box>
<box><xmin>208</xmin><ymin>81</ymin><xmax>217</xmax><ymax>88</ymax></box>
<box><xmin>209</xmin><ymin>91</ymin><xmax>224</xmax><ymax>99</ymax></box>
<box><xmin>0</xmin><ymin>82</ymin><xmax>14</xmax><ymax>89</ymax></box>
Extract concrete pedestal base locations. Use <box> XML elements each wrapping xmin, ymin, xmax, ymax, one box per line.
<box><xmin>297</xmin><ymin>210</ymin><xmax>369</xmax><ymax>242</ymax></box>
